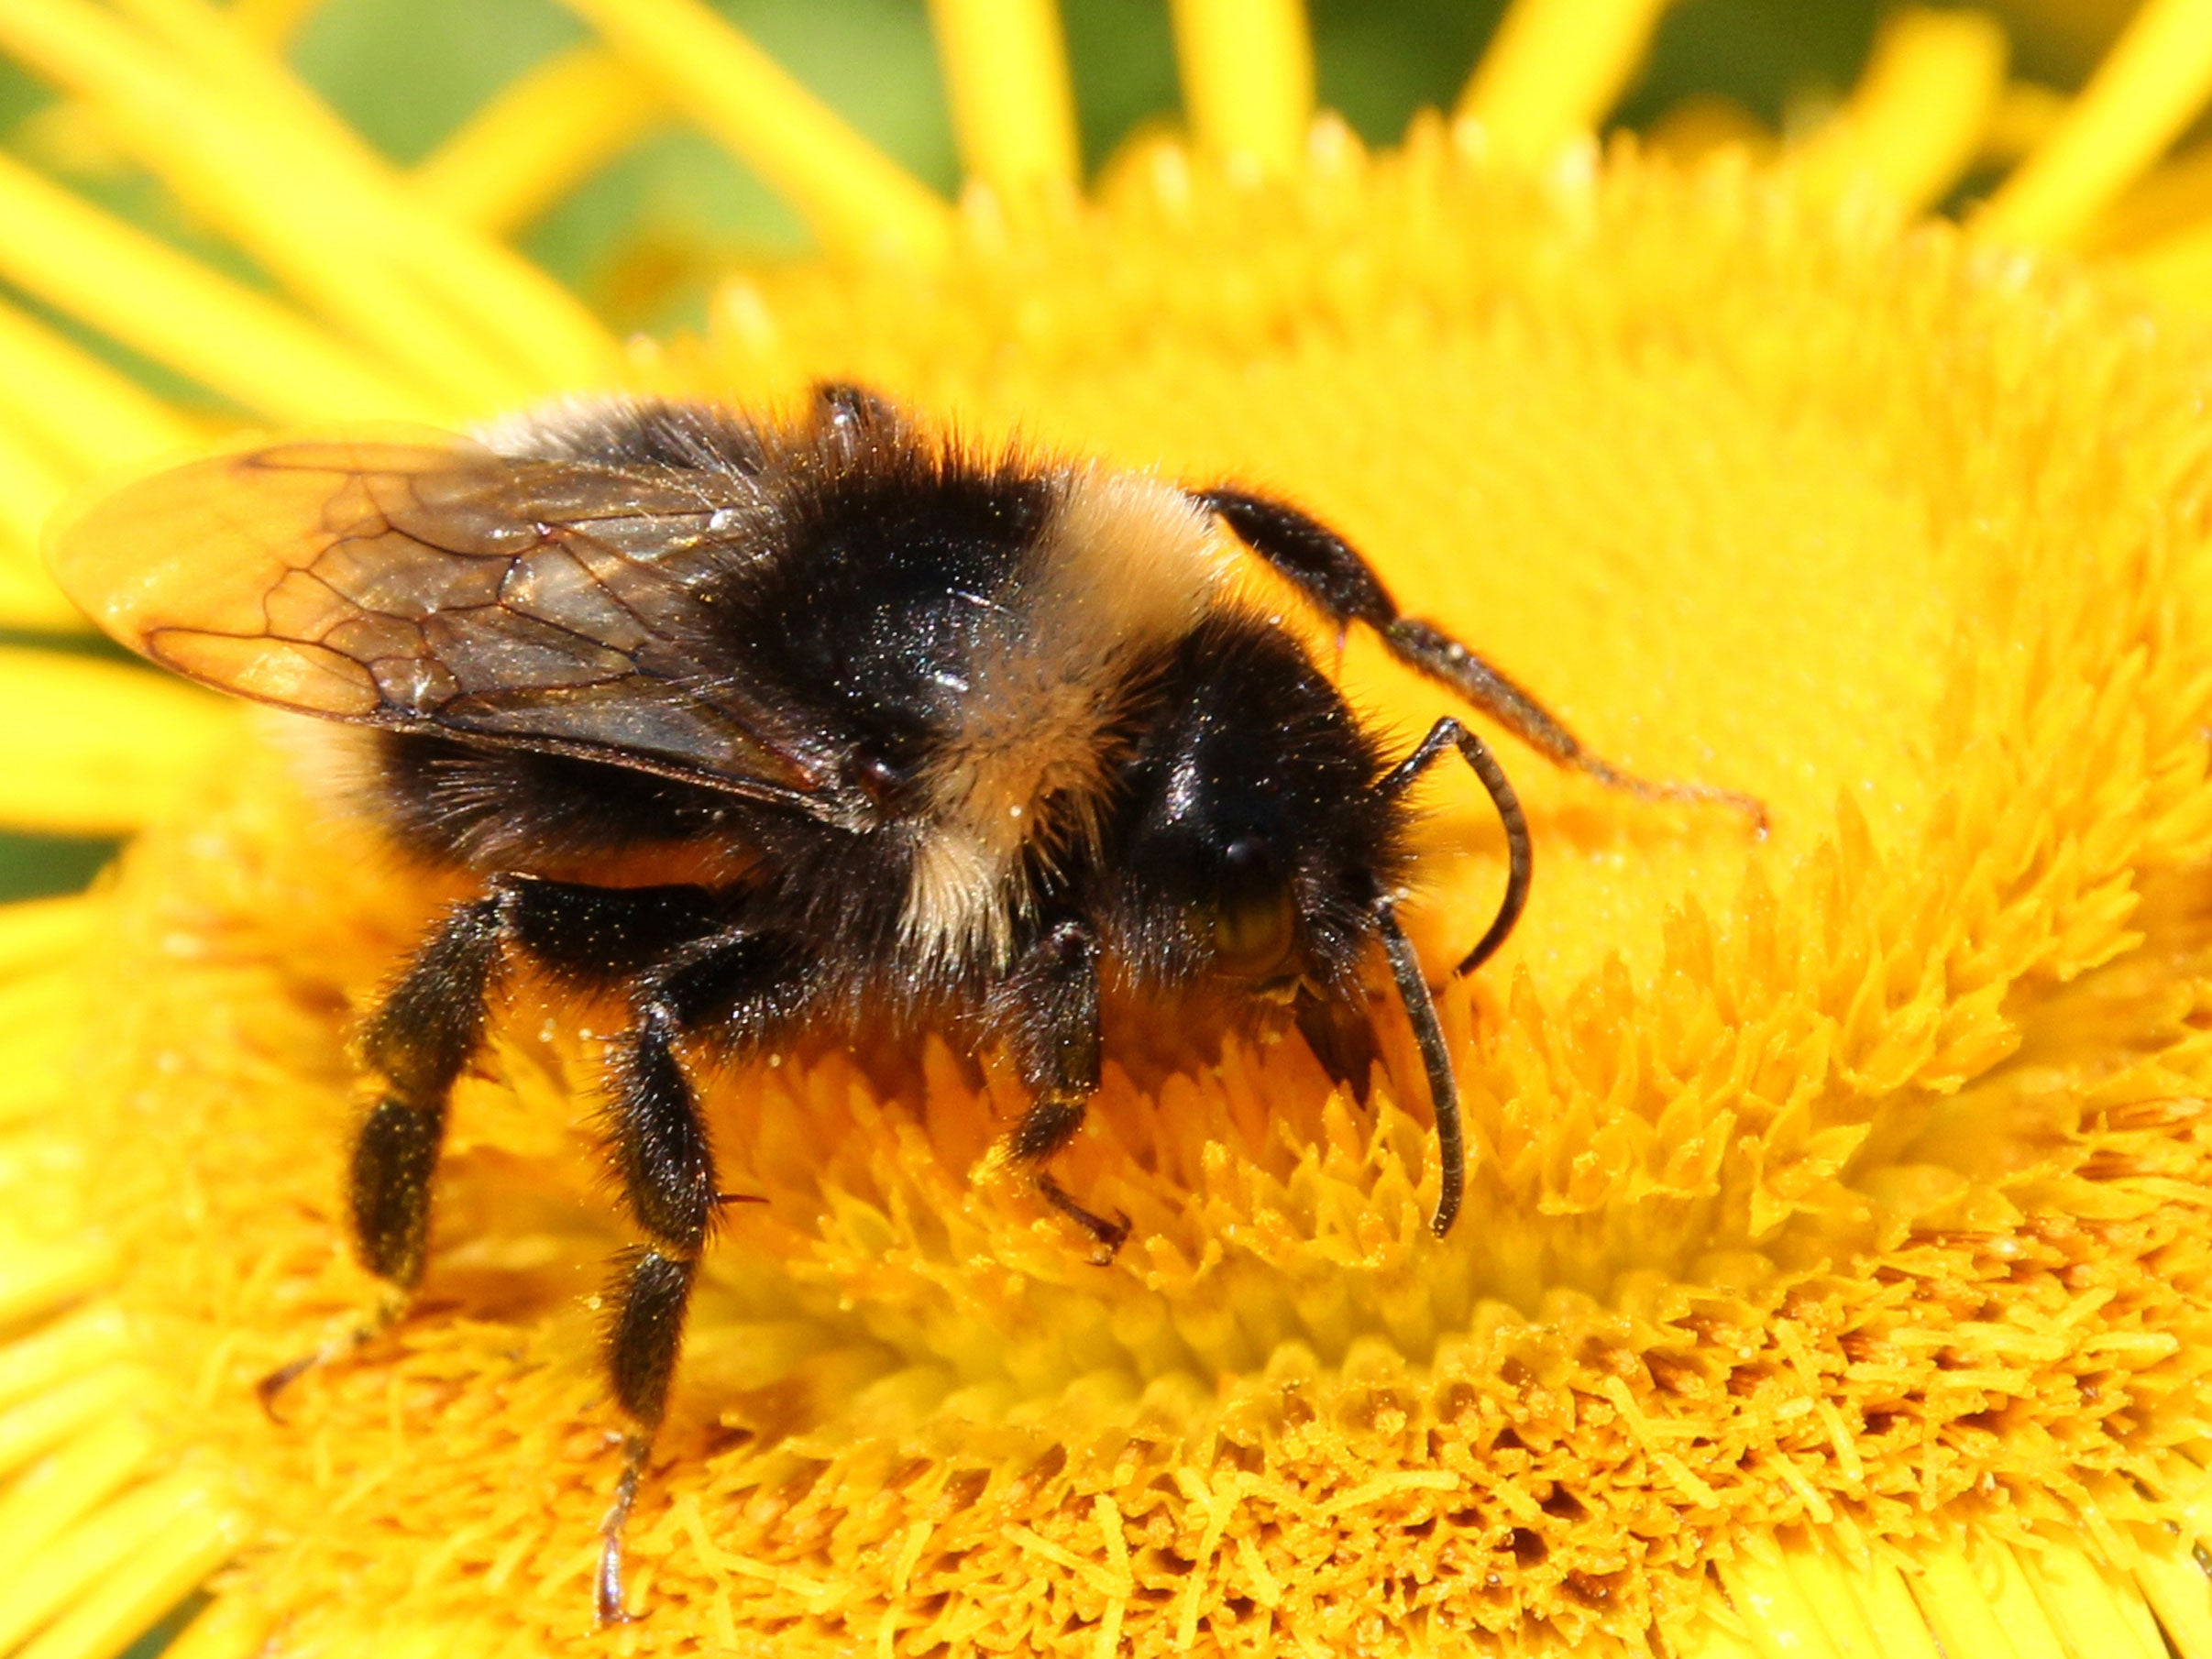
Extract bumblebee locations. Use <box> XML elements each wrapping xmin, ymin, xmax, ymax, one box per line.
<box><xmin>50</xmin><ymin>384</ymin><xmax>1754</xmax><ymax>1620</ymax></box>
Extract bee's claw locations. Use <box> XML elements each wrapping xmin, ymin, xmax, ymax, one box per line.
<box><xmin>596</xmin><ymin>1434</ymin><xmax>653</xmax><ymax>1628</ymax></box>
<box><xmin>255</xmin><ymin>1353</ymin><xmax>319</xmax><ymax>1423</ymax></box>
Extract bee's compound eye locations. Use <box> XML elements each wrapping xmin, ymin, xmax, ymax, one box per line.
<box><xmin>1212</xmin><ymin>837</ymin><xmax>1295</xmax><ymax>978</ymax></box>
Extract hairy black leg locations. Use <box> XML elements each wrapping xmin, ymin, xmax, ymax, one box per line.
<box><xmin>990</xmin><ymin>921</ymin><xmax>1124</xmax><ymax>1258</ymax></box>
<box><xmin>351</xmin><ymin>891</ymin><xmax>508</xmax><ymax>1289</ymax></box>
<box><xmin>1194</xmin><ymin>486</ymin><xmax>1766</xmax><ymax>829</ymax></box>
<box><xmin>594</xmin><ymin>928</ymin><xmax>810</xmax><ymax>1624</ymax></box>
<box><xmin>349</xmin><ymin>876</ymin><xmax>726</xmax><ymax>1291</ymax></box>
<box><xmin>1293</xmin><ymin>987</ymin><xmax>1381</xmax><ymax>1102</ymax></box>
<box><xmin>258</xmin><ymin>877</ymin><xmax>724</xmax><ymax>1422</ymax></box>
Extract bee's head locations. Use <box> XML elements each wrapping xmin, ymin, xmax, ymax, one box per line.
<box><xmin>1103</xmin><ymin>615</ymin><xmax>1407</xmax><ymax>995</ymax></box>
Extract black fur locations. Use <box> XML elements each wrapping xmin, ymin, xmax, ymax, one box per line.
<box><xmin>325</xmin><ymin>390</ymin><xmax>1555</xmax><ymax>1623</ymax></box>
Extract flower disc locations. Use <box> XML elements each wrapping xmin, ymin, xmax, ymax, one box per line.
<box><xmin>68</xmin><ymin>131</ymin><xmax>2212</xmax><ymax>1654</ymax></box>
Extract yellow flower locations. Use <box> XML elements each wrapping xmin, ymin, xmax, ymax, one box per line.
<box><xmin>10</xmin><ymin>1</ymin><xmax>2212</xmax><ymax>1655</ymax></box>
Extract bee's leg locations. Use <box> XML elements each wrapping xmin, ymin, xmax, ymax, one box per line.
<box><xmin>1192</xmin><ymin>487</ymin><xmax>1766</xmax><ymax>828</ymax></box>
<box><xmin>1292</xmin><ymin>985</ymin><xmax>1381</xmax><ymax>1102</ymax></box>
<box><xmin>263</xmin><ymin>878</ymin><xmax>726</xmax><ymax>1416</ymax></box>
<box><xmin>349</xmin><ymin>890</ymin><xmax>509</xmax><ymax>1293</ymax></box>
<box><xmin>995</xmin><ymin>921</ymin><xmax>1125</xmax><ymax>1260</ymax></box>
<box><xmin>596</xmin><ymin>928</ymin><xmax>807</xmax><ymax>1626</ymax></box>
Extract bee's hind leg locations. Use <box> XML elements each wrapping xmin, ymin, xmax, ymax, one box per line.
<box><xmin>263</xmin><ymin>872</ymin><xmax>725</xmax><ymax>1394</ymax></box>
<box><xmin>259</xmin><ymin>882</ymin><xmax>520</xmax><ymax>1416</ymax></box>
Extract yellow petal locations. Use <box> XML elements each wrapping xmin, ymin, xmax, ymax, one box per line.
<box><xmin>1977</xmin><ymin>0</ymin><xmax>2212</xmax><ymax>245</ymax></box>
<box><xmin>1794</xmin><ymin>8</ymin><xmax>2009</xmax><ymax>211</ymax></box>
<box><xmin>0</xmin><ymin>148</ymin><xmax>442</xmax><ymax>423</ymax></box>
<box><xmin>1458</xmin><ymin>0</ymin><xmax>1669</xmax><ymax>161</ymax></box>
<box><xmin>1169</xmin><ymin>0</ymin><xmax>1314</xmax><ymax>171</ymax></box>
<box><xmin>0</xmin><ymin>0</ymin><xmax>530</xmax><ymax>411</ymax></box>
<box><xmin>0</xmin><ymin>298</ymin><xmax>195</xmax><ymax>476</ymax></box>
<box><xmin>556</xmin><ymin>0</ymin><xmax>954</xmax><ymax>262</ymax></box>
<box><xmin>110</xmin><ymin>0</ymin><xmax>624</xmax><ymax>392</ymax></box>
<box><xmin>0</xmin><ymin>649</ymin><xmax>236</xmax><ymax>835</ymax></box>
<box><xmin>929</xmin><ymin>0</ymin><xmax>1081</xmax><ymax>195</ymax></box>
<box><xmin>411</xmin><ymin>45</ymin><xmax>666</xmax><ymax>239</ymax></box>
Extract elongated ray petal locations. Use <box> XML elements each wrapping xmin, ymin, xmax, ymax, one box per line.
<box><xmin>154</xmin><ymin>1602</ymin><xmax>276</xmax><ymax>1659</ymax></box>
<box><xmin>0</xmin><ymin>1468</ymin><xmax>234</xmax><ymax>1654</ymax></box>
<box><xmin>2115</xmin><ymin>217</ymin><xmax>2212</xmax><ymax>313</ymax></box>
<box><xmin>0</xmin><ymin>650</ymin><xmax>235</xmax><ymax>836</ymax></box>
<box><xmin>929</xmin><ymin>0</ymin><xmax>1080</xmax><ymax>192</ymax></box>
<box><xmin>0</xmin><ymin>0</ymin><xmax>510</xmax><ymax>412</ymax></box>
<box><xmin>413</xmin><ymin>46</ymin><xmax>666</xmax><ymax>238</ymax></box>
<box><xmin>110</xmin><ymin>0</ymin><xmax>623</xmax><ymax>390</ymax></box>
<box><xmin>2078</xmin><ymin>130</ymin><xmax>2212</xmax><ymax>256</ymax></box>
<box><xmin>557</xmin><ymin>0</ymin><xmax>953</xmax><ymax>262</ymax></box>
<box><xmin>0</xmin><ymin>898</ymin><xmax>93</xmax><ymax>981</ymax></box>
<box><xmin>16</xmin><ymin>1506</ymin><xmax>238</xmax><ymax>1659</ymax></box>
<box><xmin>0</xmin><ymin>433</ymin><xmax>75</xmax><ymax>629</ymax></box>
<box><xmin>1978</xmin><ymin>0</ymin><xmax>2212</xmax><ymax>246</ymax></box>
<box><xmin>1459</xmin><ymin>0</ymin><xmax>1671</xmax><ymax>160</ymax></box>
<box><xmin>226</xmin><ymin>0</ymin><xmax>318</xmax><ymax>46</ymax></box>
<box><xmin>1794</xmin><ymin>9</ymin><xmax>2008</xmax><ymax>211</ymax></box>
<box><xmin>0</xmin><ymin>150</ymin><xmax>440</xmax><ymax>423</ymax></box>
<box><xmin>0</xmin><ymin>297</ymin><xmax>195</xmax><ymax>473</ymax></box>
<box><xmin>1169</xmin><ymin>0</ymin><xmax>1312</xmax><ymax>171</ymax></box>
<box><xmin>0</xmin><ymin>1414</ymin><xmax>158</xmax><ymax>1563</ymax></box>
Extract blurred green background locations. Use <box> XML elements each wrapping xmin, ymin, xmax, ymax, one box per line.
<box><xmin>0</xmin><ymin>0</ymin><xmax>2120</xmax><ymax>906</ymax></box>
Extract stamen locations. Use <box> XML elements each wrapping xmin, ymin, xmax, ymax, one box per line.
<box><xmin>1169</xmin><ymin>0</ymin><xmax>1313</xmax><ymax>172</ymax></box>
<box><xmin>1977</xmin><ymin>0</ymin><xmax>2212</xmax><ymax>247</ymax></box>
<box><xmin>0</xmin><ymin>111</ymin><xmax>445</xmax><ymax>425</ymax></box>
<box><xmin>413</xmin><ymin>46</ymin><xmax>666</xmax><ymax>238</ymax></box>
<box><xmin>110</xmin><ymin>0</ymin><xmax>624</xmax><ymax>390</ymax></box>
<box><xmin>556</xmin><ymin>0</ymin><xmax>954</xmax><ymax>263</ymax></box>
<box><xmin>929</xmin><ymin>0</ymin><xmax>1081</xmax><ymax>195</ymax></box>
<box><xmin>0</xmin><ymin>649</ymin><xmax>234</xmax><ymax>836</ymax></box>
<box><xmin>1795</xmin><ymin>8</ymin><xmax>2008</xmax><ymax>211</ymax></box>
<box><xmin>1457</xmin><ymin>0</ymin><xmax>1669</xmax><ymax>162</ymax></box>
<box><xmin>0</xmin><ymin>296</ymin><xmax>195</xmax><ymax>473</ymax></box>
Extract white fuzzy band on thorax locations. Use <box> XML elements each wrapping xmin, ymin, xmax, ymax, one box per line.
<box><xmin>900</xmin><ymin>467</ymin><xmax>1233</xmax><ymax>965</ymax></box>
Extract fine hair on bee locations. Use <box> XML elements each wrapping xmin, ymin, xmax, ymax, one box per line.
<box><xmin>49</xmin><ymin>382</ymin><xmax>1762</xmax><ymax>1622</ymax></box>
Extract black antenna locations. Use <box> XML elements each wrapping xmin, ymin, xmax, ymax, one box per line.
<box><xmin>1374</xmin><ymin>716</ymin><xmax>1532</xmax><ymax>977</ymax></box>
<box><xmin>1376</xmin><ymin>899</ymin><xmax>1464</xmax><ymax>1236</ymax></box>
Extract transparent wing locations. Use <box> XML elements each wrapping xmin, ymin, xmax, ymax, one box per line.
<box><xmin>48</xmin><ymin>428</ymin><xmax>875</xmax><ymax>830</ymax></box>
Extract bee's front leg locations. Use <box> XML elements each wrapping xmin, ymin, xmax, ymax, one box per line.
<box><xmin>994</xmin><ymin>919</ymin><xmax>1125</xmax><ymax>1260</ymax></box>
